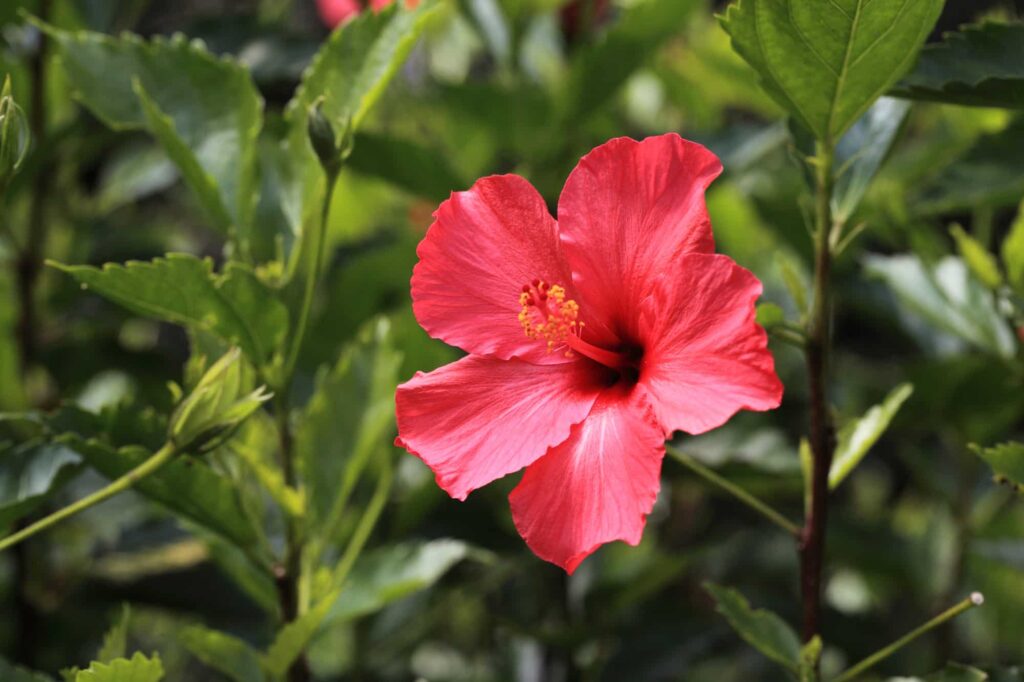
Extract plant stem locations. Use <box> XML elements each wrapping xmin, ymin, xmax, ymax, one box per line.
<box><xmin>275</xmin><ymin>167</ymin><xmax>339</xmax><ymax>682</ymax></box>
<box><xmin>281</xmin><ymin>168</ymin><xmax>339</xmax><ymax>384</ymax></box>
<box><xmin>801</xmin><ymin>141</ymin><xmax>837</xmax><ymax>643</ymax></box>
<box><xmin>831</xmin><ymin>593</ymin><xmax>984</xmax><ymax>682</ymax></box>
<box><xmin>666</xmin><ymin>446</ymin><xmax>800</xmax><ymax>536</ymax></box>
<box><xmin>329</xmin><ymin>459</ymin><xmax>393</xmax><ymax>589</ymax></box>
<box><xmin>0</xmin><ymin>442</ymin><xmax>178</xmax><ymax>554</ymax></box>
<box><xmin>11</xmin><ymin>2</ymin><xmax>52</xmax><ymax>664</ymax></box>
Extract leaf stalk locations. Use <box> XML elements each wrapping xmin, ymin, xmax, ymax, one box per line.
<box><xmin>666</xmin><ymin>446</ymin><xmax>800</xmax><ymax>537</ymax></box>
<box><xmin>0</xmin><ymin>441</ymin><xmax>179</xmax><ymax>554</ymax></box>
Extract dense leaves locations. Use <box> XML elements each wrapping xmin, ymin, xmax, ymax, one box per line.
<box><xmin>51</xmin><ymin>256</ymin><xmax>287</xmax><ymax>369</ymax></box>
<box><xmin>40</xmin><ymin>24</ymin><xmax>262</xmax><ymax>235</ymax></box>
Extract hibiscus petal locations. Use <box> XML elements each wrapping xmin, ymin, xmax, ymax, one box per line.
<box><xmin>412</xmin><ymin>175</ymin><xmax>575</xmax><ymax>364</ymax></box>
<box><xmin>558</xmin><ymin>134</ymin><xmax>722</xmax><ymax>343</ymax></box>
<box><xmin>396</xmin><ymin>355</ymin><xmax>601</xmax><ymax>501</ymax></box>
<box><xmin>640</xmin><ymin>253</ymin><xmax>783</xmax><ymax>435</ymax></box>
<box><xmin>509</xmin><ymin>390</ymin><xmax>665</xmax><ymax>574</ymax></box>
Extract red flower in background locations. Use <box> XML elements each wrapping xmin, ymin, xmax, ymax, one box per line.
<box><xmin>395</xmin><ymin>134</ymin><xmax>783</xmax><ymax>573</ymax></box>
<box><xmin>560</xmin><ymin>0</ymin><xmax>612</xmax><ymax>45</ymax></box>
<box><xmin>316</xmin><ymin>0</ymin><xmax>419</xmax><ymax>28</ymax></box>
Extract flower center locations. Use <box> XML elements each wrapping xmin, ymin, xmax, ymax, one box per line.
<box><xmin>518</xmin><ymin>280</ymin><xmax>630</xmax><ymax>370</ymax></box>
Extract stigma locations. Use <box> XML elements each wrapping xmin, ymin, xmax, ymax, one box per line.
<box><xmin>518</xmin><ymin>280</ymin><xmax>581</xmax><ymax>353</ymax></box>
<box><xmin>517</xmin><ymin>280</ymin><xmax>630</xmax><ymax>370</ymax></box>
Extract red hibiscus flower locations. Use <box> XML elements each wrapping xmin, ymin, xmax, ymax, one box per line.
<box><xmin>316</xmin><ymin>0</ymin><xmax>419</xmax><ymax>28</ymax></box>
<box><xmin>395</xmin><ymin>134</ymin><xmax>783</xmax><ymax>573</ymax></box>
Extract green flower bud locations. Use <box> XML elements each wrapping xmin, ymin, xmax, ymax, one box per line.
<box><xmin>307</xmin><ymin>98</ymin><xmax>354</xmax><ymax>177</ymax></box>
<box><xmin>0</xmin><ymin>75</ymin><xmax>29</xmax><ymax>192</ymax></box>
<box><xmin>169</xmin><ymin>348</ymin><xmax>272</xmax><ymax>453</ymax></box>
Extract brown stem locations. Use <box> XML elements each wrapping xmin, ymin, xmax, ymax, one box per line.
<box><xmin>800</xmin><ymin>143</ymin><xmax>836</xmax><ymax>644</ymax></box>
<box><xmin>274</xmin><ymin>396</ymin><xmax>310</xmax><ymax>682</ymax></box>
<box><xmin>10</xmin><ymin>1</ymin><xmax>53</xmax><ymax>665</ymax></box>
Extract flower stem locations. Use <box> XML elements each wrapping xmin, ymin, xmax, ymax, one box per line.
<box><xmin>330</xmin><ymin>459</ymin><xmax>393</xmax><ymax>589</ymax></box>
<box><xmin>276</xmin><ymin>165</ymin><xmax>340</xmax><ymax>682</ymax></box>
<box><xmin>0</xmin><ymin>441</ymin><xmax>178</xmax><ymax>554</ymax></box>
<box><xmin>801</xmin><ymin>140</ymin><xmax>837</xmax><ymax>643</ymax></box>
<box><xmin>831</xmin><ymin>593</ymin><xmax>984</xmax><ymax>682</ymax></box>
<box><xmin>666</xmin><ymin>446</ymin><xmax>800</xmax><ymax>537</ymax></box>
<box><xmin>281</xmin><ymin>166</ymin><xmax>340</xmax><ymax>384</ymax></box>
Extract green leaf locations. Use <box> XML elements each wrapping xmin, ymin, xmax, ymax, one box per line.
<box><xmin>74</xmin><ymin>653</ymin><xmax>163</xmax><ymax>682</ymax></box>
<box><xmin>39</xmin><ymin>25</ymin><xmax>262</xmax><ymax>234</ymax></box>
<box><xmin>346</xmin><ymin>132</ymin><xmax>465</xmax><ymax>202</ymax></box>
<box><xmin>95</xmin><ymin>605</ymin><xmax>131</xmax><ymax>664</ymax></box>
<box><xmin>60</xmin><ymin>435</ymin><xmax>263</xmax><ymax>551</ymax></box>
<box><xmin>325</xmin><ymin>539</ymin><xmax>474</xmax><ymax>625</ymax></box>
<box><xmin>755</xmin><ymin>302</ymin><xmax>785</xmax><ymax>329</ymax></box>
<box><xmin>263</xmin><ymin>1</ymin><xmax>441</xmax><ymax>272</ymax></box>
<box><xmin>262</xmin><ymin>593</ymin><xmax>337</xmax><ymax>678</ymax></box>
<box><xmin>179</xmin><ymin>625</ymin><xmax>265</xmax><ymax>682</ymax></box>
<box><xmin>96</xmin><ymin>143</ymin><xmax>177</xmax><ymax>213</ymax></box>
<box><xmin>720</xmin><ymin>0</ymin><xmax>943</xmax><ymax>142</ymax></box>
<box><xmin>50</xmin><ymin>255</ymin><xmax>287</xmax><ymax>368</ymax></box>
<box><xmin>914</xmin><ymin>119</ymin><xmax>1024</xmax><ymax>215</ymax></box>
<box><xmin>297</xmin><ymin>318</ymin><xmax>401</xmax><ymax>531</ymax></box>
<box><xmin>562</xmin><ymin>0</ymin><xmax>698</xmax><ymax>122</ymax></box>
<box><xmin>864</xmin><ymin>254</ymin><xmax>1017</xmax><ymax>358</ymax></box>
<box><xmin>704</xmin><ymin>582</ymin><xmax>801</xmax><ymax>672</ymax></box>
<box><xmin>830</xmin><ymin>383</ymin><xmax>914</xmax><ymax>489</ymax></box>
<box><xmin>0</xmin><ymin>441</ymin><xmax>82</xmax><ymax>529</ymax></box>
<box><xmin>799</xmin><ymin>636</ymin><xmax>822</xmax><ymax>682</ymax></box>
<box><xmin>950</xmin><ymin>225</ymin><xmax>1003</xmax><ymax>290</ymax></box>
<box><xmin>832</xmin><ymin>97</ymin><xmax>910</xmax><ymax>222</ymax></box>
<box><xmin>0</xmin><ymin>657</ymin><xmax>54</xmax><ymax>682</ymax></box>
<box><xmin>775</xmin><ymin>250</ymin><xmax>809</xmax><ymax>317</ymax></box>
<box><xmin>893</xmin><ymin>22</ymin><xmax>1024</xmax><ymax>109</ymax></box>
<box><xmin>970</xmin><ymin>441</ymin><xmax>1024</xmax><ymax>489</ymax></box>
<box><xmin>1001</xmin><ymin>200</ymin><xmax>1024</xmax><ymax>296</ymax></box>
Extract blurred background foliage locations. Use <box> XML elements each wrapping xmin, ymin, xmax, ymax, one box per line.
<box><xmin>1</xmin><ymin>0</ymin><xmax>1024</xmax><ymax>680</ymax></box>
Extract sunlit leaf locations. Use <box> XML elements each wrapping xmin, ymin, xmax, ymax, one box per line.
<box><xmin>864</xmin><ymin>254</ymin><xmax>1016</xmax><ymax>358</ymax></box>
<box><xmin>830</xmin><ymin>383</ymin><xmax>914</xmax><ymax>489</ymax></box>
<box><xmin>704</xmin><ymin>582</ymin><xmax>800</xmax><ymax>672</ymax></box>
<box><xmin>721</xmin><ymin>0</ymin><xmax>942</xmax><ymax>141</ymax></box>
<box><xmin>950</xmin><ymin>225</ymin><xmax>1002</xmax><ymax>290</ymax></box>
<box><xmin>1001</xmin><ymin>199</ymin><xmax>1024</xmax><ymax>296</ymax></box>
<box><xmin>40</xmin><ymin>25</ymin><xmax>262</xmax><ymax>234</ymax></box>
<box><xmin>0</xmin><ymin>441</ymin><xmax>82</xmax><ymax>529</ymax></box>
<box><xmin>832</xmin><ymin>97</ymin><xmax>910</xmax><ymax>222</ymax></box>
<box><xmin>50</xmin><ymin>255</ymin><xmax>287</xmax><ymax>368</ymax></box>
<box><xmin>74</xmin><ymin>653</ymin><xmax>163</xmax><ymax>682</ymax></box>
<box><xmin>325</xmin><ymin>539</ymin><xmax>475</xmax><ymax>626</ymax></box>
<box><xmin>95</xmin><ymin>605</ymin><xmax>130</xmax><ymax>664</ymax></box>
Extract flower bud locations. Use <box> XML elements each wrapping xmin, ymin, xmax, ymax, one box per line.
<box><xmin>0</xmin><ymin>76</ymin><xmax>29</xmax><ymax>191</ymax></box>
<box><xmin>307</xmin><ymin>98</ymin><xmax>354</xmax><ymax>177</ymax></box>
<box><xmin>169</xmin><ymin>348</ymin><xmax>272</xmax><ymax>453</ymax></box>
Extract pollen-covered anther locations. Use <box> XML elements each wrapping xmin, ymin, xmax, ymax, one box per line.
<box><xmin>518</xmin><ymin>280</ymin><xmax>580</xmax><ymax>352</ymax></box>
